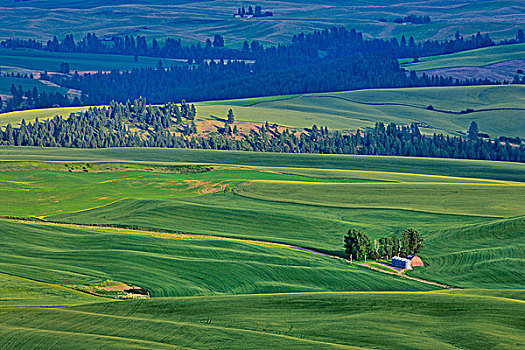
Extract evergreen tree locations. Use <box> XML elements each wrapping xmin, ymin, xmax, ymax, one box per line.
<box><xmin>227</xmin><ymin>109</ymin><xmax>235</xmax><ymax>124</ymax></box>
<box><xmin>468</xmin><ymin>121</ymin><xmax>479</xmax><ymax>140</ymax></box>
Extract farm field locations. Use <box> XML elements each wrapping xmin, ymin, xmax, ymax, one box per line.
<box><xmin>0</xmin><ymin>219</ymin><xmax>435</xmax><ymax>299</ymax></box>
<box><xmin>411</xmin><ymin>216</ymin><xmax>525</xmax><ymax>289</ymax></box>
<box><xmin>400</xmin><ymin>43</ymin><xmax>525</xmax><ymax>71</ymax></box>
<box><xmin>0</xmin><ymin>150</ymin><xmax>524</xmax><ymax>348</ymax></box>
<box><xmin>1</xmin><ymin>1</ymin><xmax>524</xmax><ymax>348</ymax></box>
<box><xmin>0</xmin><ymin>0</ymin><xmax>522</xmax><ymax>44</ymax></box>
<box><xmin>0</xmin><ymin>273</ymin><xmax>104</xmax><ymax>307</ymax></box>
<box><xmin>2</xmin><ymin>85</ymin><xmax>525</xmax><ymax>137</ymax></box>
<box><xmin>0</xmin><ymin>106</ymin><xmax>91</xmax><ymax>127</ymax></box>
<box><xmin>196</xmin><ymin>85</ymin><xmax>525</xmax><ymax>138</ymax></box>
<box><xmin>400</xmin><ymin>43</ymin><xmax>525</xmax><ymax>81</ymax></box>
<box><xmin>0</xmin><ymin>48</ymin><xmax>184</xmax><ymax>74</ymax></box>
<box><xmin>0</xmin><ymin>147</ymin><xmax>524</xmax><ymax>181</ymax></box>
<box><xmin>0</xmin><ymin>290</ymin><xmax>523</xmax><ymax>349</ymax></box>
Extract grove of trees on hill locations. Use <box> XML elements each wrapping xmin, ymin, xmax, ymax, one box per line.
<box><xmin>344</xmin><ymin>228</ymin><xmax>424</xmax><ymax>262</ymax></box>
<box><xmin>1</xmin><ymin>99</ymin><xmax>523</xmax><ymax>162</ymax></box>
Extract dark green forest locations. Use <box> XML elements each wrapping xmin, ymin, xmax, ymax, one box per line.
<box><xmin>4</xmin><ymin>27</ymin><xmax>522</xmax><ymax>111</ymax></box>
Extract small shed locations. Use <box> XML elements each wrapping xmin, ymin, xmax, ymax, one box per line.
<box><xmin>392</xmin><ymin>257</ymin><xmax>412</xmax><ymax>270</ymax></box>
<box><xmin>407</xmin><ymin>255</ymin><xmax>424</xmax><ymax>267</ymax></box>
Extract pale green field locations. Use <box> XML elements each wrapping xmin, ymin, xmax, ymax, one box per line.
<box><xmin>0</xmin><ymin>106</ymin><xmax>91</xmax><ymax>126</ymax></box>
<box><xmin>400</xmin><ymin>43</ymin><xmax>525</xmax><ymax>70</ymax></box>
<box><xmin>197</xmin><ymin>85</ymin><xmax>525</xmax><ymax>137</ymax></box>
<box><xmin>0</xmin><ymin>48</ymin><xmax>184</xmax><ymax>73</ymax></box>
<box><xmin>234</xmin><ymin>181</ymin><xmax>525</xmax><ymax>217</ymax></box>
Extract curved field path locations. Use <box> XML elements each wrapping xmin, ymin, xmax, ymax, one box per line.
<box><xmin>0</xmin><ymin>217</ymin><xmax>451</xmax><ymax>290</ymax></box>
<box><xmin>357</xmin><ymin>262</ymin><xmax>451</xmax><ymax>289</ymax></box>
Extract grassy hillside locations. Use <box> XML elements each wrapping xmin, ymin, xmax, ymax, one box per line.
<box><xmin>0</xmin><ymin>147</ymin><xmax>523</xmax><ymax>181</ymax></box>
<box><xmin>0</xmin><ymin>0</ymin><xmax>522</xmax><ymax>44</ymax></box>
<box><xmin>0</xmin><ymin>106</ymin><xmax>91</xmax><ymax>127</ymax></box>
<box><xmin>0</xmin><ymin>273</ymin><xmax>104</xmax><ymax>307</ymax></box>
<box><xmin>234</xmin><ymin>181</ymin><xmax>525</xmax><ymax>217</ymax></box>
<box><xmin>400</xmin><ymin>43</ymin><xmax>525</xmax><ymax>70</ymax></box>
<box><xmin>410</xmin><ymin>216</ymin><xmax>525</xmax><ymax>289</ymax></box>
<box><xmin>0</xmin><ymin>153</ymin><xmax>523</xmax><ymax>347</ymax></box>
<box><xmin>0</xmin><ymin>220</ymin><xmax>435</xmax><ymax>300</ymax></box>
<box><xmin>0</xmin><ymin>290</ymin><xmax>523</xmax><ymax>349</ymax></box>
<box><xmin>197</xmin><ymin>85</ymin><xmax>525</xmax><ymax>138</ymax></box>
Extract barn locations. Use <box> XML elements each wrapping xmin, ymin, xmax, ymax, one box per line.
<box><xmin>407</xmin><ymin>255</ymin><xmax>424</xmax><ymax>267</ymax></box>
<box><xmin>391</xmin><ymin>257</ymin><xmax>412</xmax><ymax>270</ymax></box>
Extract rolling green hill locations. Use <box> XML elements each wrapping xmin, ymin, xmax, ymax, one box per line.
<box><xmin>400</xmin><ymin>43</ymin><xmax>525</xmax><ymax>70</ymax></box>
<box><xmin>411</xmin><ymin>216</ymin><xmax>525</xmax><ymax>289</ymax></box>
<box><xmin>0</xmin><ymin>290</ymin><xmax>523</xmax><ymax>349</ymax></box>
<box><xmin>197</xmin><ymin>85</ymin><xmax>525</xmax><ymax>138</ymax></box>
<box><xmin>0</xmin><ymin>152</ymin><xmax>523</xmax><ymax>348</ymax></box>
<box><xmin>0</xmin><ymin>147</ymin><xmax>523</xmax><ymax>181</ymax></box>
<box><xmin>0</xmin><ymin>158</ymin><xmax>519</xmax><ymax>290</ymax></box>
<box><xmin>0</xmin><ymin>220</ymin><xmax>435</xmax><ymax>300</ymax></box>
<box><xmin>0</xmin><ymin>0</ymin><xmax>522</xmax><ymax>44</ymax></box>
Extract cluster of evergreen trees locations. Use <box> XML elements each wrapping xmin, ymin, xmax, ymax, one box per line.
<box><xmin>3</xmin><ymin>83</ymin><xmax>80</xmax><ymax>112</ymax></box>
<box><xmin>234</xmin><ymin>5</ymin><xmax>273</xmax><ymax>18</ymax></box>
<box><xmin>392</xmin><ymin>14</ymin><xmax>431</xmax><ymax>24</ymax></box>
<box><xmin>1</xmin><ymin>33</ymin><xmax>247</xmax><ymax>61</ymax></box>
<box><xmin>1</xmin><ymin>100</ymin><xmax>523</xmax><ymax>162</ymax></box>
<box><xmin>344</xmin><ymin>228</ymin><xmax>424</xmax><ymax>262</ymax></box>
<box><xmin>0</xmin><ymin>98</ymin><xmax>197</xmax><ymax>148</ymax></box>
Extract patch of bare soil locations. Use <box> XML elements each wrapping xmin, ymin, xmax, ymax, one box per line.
<box><xmin>195</xmin><ymin>118</ymin><xmax>300</xmax><ymax>140</ymax></box>
<box><xmin>181</xmin><ymin>180</ymin><xmax>231</xmax><ymax>194</ymax></box>
<box><xmin>417</xmin><ymin>59</ymin><xmax>525</xmax><ymax>82</ymax></box>
<box><xmin>64</xmin><ymin>280</ymin><xmax>149</xmax><ymax>299</ymax></box>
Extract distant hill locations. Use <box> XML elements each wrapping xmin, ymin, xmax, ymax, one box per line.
<box><xmin>0</xmin><ymin>0</ymin><xmax>522</xmax><ymax>44</ymax></box>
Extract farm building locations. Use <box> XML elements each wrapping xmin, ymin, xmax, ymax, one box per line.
<box><xmin>392</xmin><ymin>257</ymin><xmax>412</xmax><ymax>270</ymax></box>
<box><xmin>407</xmin><ymin>255</ymin><xmax>424</xmax><ymax>267</ymax></box>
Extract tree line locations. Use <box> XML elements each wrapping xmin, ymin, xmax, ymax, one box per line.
<box><xmin>3</xmin><ymin>83</ymin><xmax>80</xmax><ymax>112</ymax></box>
<box><xmin>1</xmin><ymin>100</ymin><xmax>523</xmax><ymax>162</ymax></box>
<box><xmin>234</xmin><ymin>5</ymin><xmax>273</xmax><ymax>18</ymax></box>
<box><xmin>344</xmin><ymin>228</ymin><xmax>424</xmax><ymax>262</ymax></box>
<box><xmin>2</xmin><ymin>27</ymin><xmax>523</xmax><ymax>63</ymax></box>
<box><xmin>52</xmin><ymin>54</ymin><xmax>501</xmax><ymax>106</ymax></box>
<box><xmin>1</xmin><ymin>27</ymin><xmax>523</xmax><ymax>111</ymax></box>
